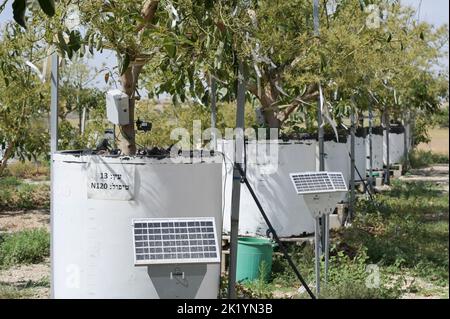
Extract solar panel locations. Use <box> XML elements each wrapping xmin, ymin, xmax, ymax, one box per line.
<box><xmin>289</xmin><ymin>172</ymin><xmax>334</xmax><ymax>194</ymax></box>
<box><xmin>328</xmin><ymin>172</ymin><xmax>347</xmax><ymax>191</ymax></box>
<box><xmin>132</xmin><ymin>217</ymin><xmax>220</xmax><ymax>266</ymax></box>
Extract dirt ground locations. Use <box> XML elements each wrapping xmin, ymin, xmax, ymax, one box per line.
<box><xmin>0</xmin><ymin>258</ymin><xmax>50</xmax><ymax>299</ymax></box>
<box><xmin>417</xmin><ymin>128</ymin><xmax>449</xmax><ymax>155</ymax></box>
<box><xmin>0</xmin><ymin>208</ymin><xmax>51</xmax><ymax>299</ymax></box>
<box><xmin>0</xmin><ymin>209</ymin><xmax>50</xmax><ymax>233</ymax></box>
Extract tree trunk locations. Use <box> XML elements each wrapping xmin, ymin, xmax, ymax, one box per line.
<box><xmin>261</xmin><ymin>107</ymin><xmax>281</xmax><ymax>128</ymax></box>
<box><xmin>117</xmin><ymin>64</ymin><xmax>143</xmax><ymax>155</ymax></box>
<box><xmin>258</xmin><ymin>85</ymin><xmax>281</xmax><ymax>128</ymax></box>
<box><xmin>0</xmin><ymin>142</ymin><xmax>15</xmax><ymax>176</ymax></box>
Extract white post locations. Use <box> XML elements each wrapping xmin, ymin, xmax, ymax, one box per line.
<box><xmin>384</xmin><ymin>109</ymin><xmax>390</xmax><ymax>185</ymax></box>
<box><xmin>50</xmin><ymin>52</ymin><xmax>59</xmax><ymax>299</ymax></box>
<box><xmin>314</xmin><ymin>217</ymin><xmax>321</xmax><ymax>296</ymax></box>
<box><xmin>349</xmin><ymin>110</ymin><xmax>356</xmax><ymax>220</ymax></box>
<box><xmin>368</xmin><ymin>103</ymin><xmax>374</xmax><ymax>191</ymax></box>
<box><xmin>210</xmin><ymin>74</ymin><xmax>217</xmax><ymax>151</ymax></box>
<box><xmin>228</xmin><ymin>61</ymin><xmax>246</xmax><ymax>299</ymax></box>
<box><xmin>50</xmin><ymin>53</ymin><xmax>59</xmax><ymax>154</ymax></box>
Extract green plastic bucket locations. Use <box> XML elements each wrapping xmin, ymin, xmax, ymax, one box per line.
<box><xmin>236</xmin><ymin>237</ymin><xmax>275</xmax><ymax>283</ymax></box>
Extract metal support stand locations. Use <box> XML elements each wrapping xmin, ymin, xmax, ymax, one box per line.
<box><xmin>314</xmin><ymin>0</ymin><xmax>324</xmax><ymax>173</ymax></box>
<box><xmin>313</xmin><ymin>0</ymin><xmax>326</xmax><ymax>261</ymax></box>
<box><xmin>234</xmin><ymin>164</ymin><xmax>316</xmax><ymax>299</ymax></box>
<box><xmin>323</xmin><ymin>214</ymin><xmax>330</xmax><ymax>284</ymax></box>
<box><xmin>50</xmin><ymin>52</ymin><xmax>59</xmax><ymax>299</ymax></box>
<box><xmin>314</xmin><ymin>217</ymin><xmax>321</xmax><ymax>296</ymax></box>
<box><xmin>368</xmin><ymin>104</ymin><xmax>374</xmax><ymax>192</ymax></box>
<box><xmin>228</xmin><ymin>61</ymin><xmax>246</xmax><ymax>299</ymax></box>
<box><xmin>384</xmin><ymin>109</ymin><xmax>390</xmax><ymax>185</ymax></box>
<box><xmin>50</xmin><ymin>53</ymin><xmax>59</xmax><ymax>154</ymax></box>
<box><xmin>403</xmin><ymin>111</ymin><xmax>409</xmax><ymax>171</ymax></box>
<box><xmin>349</xmin><ymin>111</ymin><xmax>356</xmax><ymax>221</ymax></box>
<box><xmin>313</xmin><ymin>213</ymin><xmax>330</xmax><ymax>297</ymax></box>
<box><xmin>210</xmin><ymin>74</ymin><xmax>217</xmax><ymax>151</ymax></box>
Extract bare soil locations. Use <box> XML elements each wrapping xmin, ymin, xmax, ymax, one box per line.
<box><xmin>0</xmin><ymin>258</ymin><xmax>50</xmax><ymax>299</ymax></box>
<box><xmin>0</xmin><ymin>209</ymin><xmax>50</xmax><ymax>233</ymax></box>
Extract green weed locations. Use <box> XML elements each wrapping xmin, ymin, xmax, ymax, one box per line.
<box><xmin>0</xmin><ymin>229</ymin><xmax>50</xmax><ymax>268</ymax></box>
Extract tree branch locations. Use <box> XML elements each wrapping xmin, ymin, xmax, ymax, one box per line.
<box><xmin>279</xmin><ymin>83</ymin><xmax>319</xmax><ymax>123</ymax></box>
<box><xmin>136</xmin><ymin>0</ymin><xmax>160</xmax><ymax>32</ymax></box>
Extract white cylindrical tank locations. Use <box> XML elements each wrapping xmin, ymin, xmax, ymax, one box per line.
<box><xmin>384</xmin><ymin>127</ymin><xmax>405</xmax><ymax>164</ymax></box>
<box><xmin>323</xmin><ymin>139</ymin><xmax>350</xmax><ymax>202</ymax></box>
<box><xmin>220</xmin><ymin>139</ymin><xmax>317</xmax><ymax>237</ymax></box>
<box><xmin>366</xmin><ymin>128</ymin><xmax>384</xmax><ymax>171</ymax></box>
<box><xmin>346</xmin><ymin>130</ymin><xmax>367</xmax><ymax>182</ymax></box>
<box><xmin>52</xmin><ymin>152</ymin><xmax>223</xmax><ymax>299</ymax></box>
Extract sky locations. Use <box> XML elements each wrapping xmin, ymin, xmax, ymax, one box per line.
<box><xmin>0</xmin><ymin>0</ymin><xmax>448</xmax><ymax>92</ymax></box>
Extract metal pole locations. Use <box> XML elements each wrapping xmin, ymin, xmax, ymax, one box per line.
<box><xmin>313</xmin><ymin>0</ymin><xmax>320</xmax><ymax>34</ymax></box>
<box><xmin>50</xmin><ymin>51</ymin><xmax>59</xmax><ymax>299</ymax></box>
<box><xmin>210</xmin><ymin>74</ymin><xmax>217</xmax><ymax>151</ymax></box>
<box><xmin>50</xmin><ymin>53</ymin><xmax>59</xmax><ymax>154</ymax></box>
<box><xmin>313</xmin><ymin>0</ymin><xmax>324</xmax><ymax>171</ymax></box>
<box><xmin>228</xmin><ymin>61</ymin><xmax>246</xmax><ymax>299</ymax></box>
<box><xmin>368</xmin><ymin>103</ymin><xmax>374</xmax><ymax>192</ymax></box>
<box><xmin>384</xmin><ymin>109</ymin><xmax>390</xmax><ymax>185</ymax></box>
<box><xmin>313</xmin><ymin>0</ymin><xmax>326</xmax><ymax>267</ymax></box>
<box><xmin>314</xmin><ymin>217</ymin><xmax>321</xmax><ymax>296</ymax></box>
<box><xmin>349</xmin><ymin>110</ymin><xmax>356</xmax><ymax>221</ymax></box>
<box><xmin>323</xmin><ymin>214</ymin><xmax>329</xmax><ymax>285</ymax></box>
<box><xmin>403</xmin><ymin>111</ymin><xmax>409</xmax><ymax>171</ymax></box>
<box><xmin>234</xmin><ymin>163</ymin><xmax>316</xmax><ymax>299</ymax></box>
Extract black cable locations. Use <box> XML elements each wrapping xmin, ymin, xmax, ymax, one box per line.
<box><xmin>347</xmin><ymin>151</ymin><xmax>374</xmax><ymax>202</ymax></box>
<box><xmin>234</xmin><ymin>162</ymin><xmax>316</xmax><ymax>299</ymax></box>
<box><xmin>243</xmin><ymin>139</ymin><xmax>247</xmax><ymax>178</ymax></box>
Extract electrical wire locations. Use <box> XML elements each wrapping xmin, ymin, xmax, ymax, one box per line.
<box><xmin>233</xmin><ymin>163</ymin><xmax>316</xmax><ymax>299</ymax></box>
<box><xmin>117</xmin><ymin>125</ymin><xmax>147</xmax><ymax>151</ymax></box>
<box><xmin>220</xmin><ymin>140</ymin><xmax>315</xmax><ymax>299</ymax></box>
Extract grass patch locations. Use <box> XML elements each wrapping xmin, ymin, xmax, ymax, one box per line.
<box><xmin>342</xmin><ymin>180</ymin><xmax>449</xmax><ymax>286</ymax></box>
<box><xmin>0</xmin><ymin>229</ymin><xmax>50</xmax><ymax>268</ymax></box>
<box><xmin>219</xmin><ymin>275</ymin><xmax>275</xmax><ymax>299</ymax></box>
<box><xmin>237</xmin><ymin>180</ymin><xmax>448</xmax><ymax>299</ymax></box>
<box><xmin>0</xmin><ymin>278</ymin><xmax>50</xmax><ymax>299</ymax></box>
<box><xmin>0</xmin><ymin>283</ymin><xmax>33</xmax><ymax>299</ymax></box>
<box><xmin>270</xmin><ymin>244</ymin><xmax>402</xmax><ymax>299</ymax></box>
<box><xmin>409</xmin><ymin>150</ymin><xmax>449</xmax><ymax>168</ymax></box>
<box><xmin>3</xmin><ymin>161</ymin><xmax>50</xmax><ymax>181</ymax></box>
<box><xmin>0</xmin><ymin>178</ymin><xmax>50</xmax><ymax>211</ymax></box>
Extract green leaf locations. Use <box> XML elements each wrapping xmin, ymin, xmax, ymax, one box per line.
<box><xmin>37</xmin><ymin>0</ymin><xmax>55</xmax><ymax>17</ymax></box>
<box><xmin>57</xmin><ymin>31</ymin><xmax>68</xmax><ymax>54</ymax></box>
<box><xmin>68</xmin><ymin>30</ymin><xmax>82</xmax><ymax>53</ymax></box>
<box><xmin>164</xmin><ymin>43</ymin><xmax>176</xmax><ymax>59</ymax></box>
<box><xmin>120</xmin><ymin>53</ymin><xmax>130</xmax><ymax>75</ymax></box>
<box><xmin>12</xmin><ymin>0</ymin><xmax>27</xmax><ymax>29</ymax></box>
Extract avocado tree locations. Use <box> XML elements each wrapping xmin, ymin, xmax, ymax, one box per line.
<box><xmin>3</xmin><ymin>0</ymin><xmax>447</xmax><ymax>155</ymax></box>
<box><xmin>0</xmin><ymin>22</ymin><xmax>50</xmax><ymax>175</ymax></box>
